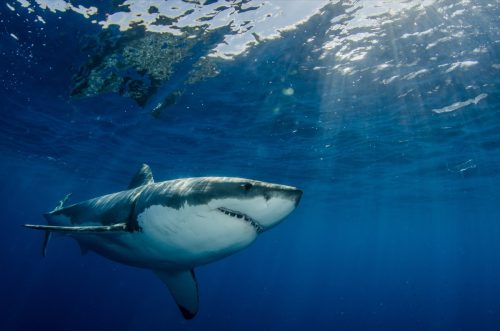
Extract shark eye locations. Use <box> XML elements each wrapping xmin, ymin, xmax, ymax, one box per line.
<box><xmin>241</xmin><ymin>183</ymin><xmax>253</xmax><ymax>191</ymax></box>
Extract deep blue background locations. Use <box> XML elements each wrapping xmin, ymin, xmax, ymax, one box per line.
<box><xmin>1</xmin><ymin>1</ymin><xmax>500</xmax><ymax>330</ymax></box>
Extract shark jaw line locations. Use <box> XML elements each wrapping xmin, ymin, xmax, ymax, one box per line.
<box><xmin>216</xmin><ymin>207</ymin><xmax>264</xmax><ymax>234</ymax></box>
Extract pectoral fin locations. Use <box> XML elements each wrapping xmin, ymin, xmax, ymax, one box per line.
<box><xmin>154</xmin><ymin>269</ymin><xmax>199</xmax><ymax>320</ymax></box>
<box><xmin>24</xmin><ymin>223</ymin><xmax>128</xmax><ymax>233</ymax></box>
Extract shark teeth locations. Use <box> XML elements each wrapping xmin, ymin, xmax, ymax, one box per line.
<box><xmin>217</xmin><ymin>207</ymin><xmax>263</xmax><ymax>234</ymax></box>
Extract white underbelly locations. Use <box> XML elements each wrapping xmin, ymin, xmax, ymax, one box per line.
<box><xmin>75</xmin><ymin>204</ymin><xmax>258</xmax><ymax>270</ymax></box>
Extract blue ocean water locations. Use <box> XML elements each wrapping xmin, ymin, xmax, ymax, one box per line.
<box><xmin>1</xmin><ymin>1</ymin><xmax>500</xmax><ymax>330</ymax></box>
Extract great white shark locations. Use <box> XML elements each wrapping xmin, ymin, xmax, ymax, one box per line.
<box><xmin>25</xmin><ymin>164</ymin><xmax>302</xmax><ymax>319</ymax></box>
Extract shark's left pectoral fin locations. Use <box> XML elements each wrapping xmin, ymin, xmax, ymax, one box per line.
<box><xmin>24</xmin><ymin>223</ymin><xmax>129</xmax><ymax>233</ymax></box>
<box><xmin>26</xmin><ymin>221</ymin><xmax>128</xmax><ymax>257</ymax></box>
<box><xmin>154</xmin><ymin>269</ymin><xmax>199</xmax><ymax>320</ymax></box>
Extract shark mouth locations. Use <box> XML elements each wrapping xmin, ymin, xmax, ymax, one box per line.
<box><xmin>217</xmin><ymin>207</ymin><xmax>263</xmax><ymax>234</ymax></box>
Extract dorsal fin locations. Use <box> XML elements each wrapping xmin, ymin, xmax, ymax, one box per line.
<box><xmin>128</xmin><ymin>164</ymin><xmax>154</xmax><ymax>189</ymax></box>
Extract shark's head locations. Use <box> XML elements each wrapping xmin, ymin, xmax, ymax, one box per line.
<box><xmin>133</xmin><ymin>176</ymin><xmax>302</xmax><ymax>267</ymax></box>
<box><xmin>200</xmin><ymin>177</ymin><xmax>303</xmax><ymax>233</ymax></box>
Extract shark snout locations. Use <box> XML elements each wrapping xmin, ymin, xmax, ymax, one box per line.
<box><xmin>276</xmin><ymin>186</ymin><xmax>302</xmax><ymax>207</ymax></box>
<box><xmin>292</xmin><ymin>189</ymin><xmax>303</xmax><ymax>207</ymax></box>
<box><xmin>253</xmin><ymin>185</ymin><xmax>302</xmax><ymax>230</ymax></box>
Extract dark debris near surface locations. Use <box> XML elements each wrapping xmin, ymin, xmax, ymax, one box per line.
<box><xmin>71</xmin><ymin>25</ymin><xmax>226</xmax><ymax>111</ymax></box>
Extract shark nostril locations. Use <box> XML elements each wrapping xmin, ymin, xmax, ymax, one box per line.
<box><xmin>241</xmin><ymin>183</ymin><xmax>253</xmax><ymax>191</ymax></box>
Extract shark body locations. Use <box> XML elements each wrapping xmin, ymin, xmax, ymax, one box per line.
<box><xmin>25</xmin><ymin>164</ymin><xmax>302</xmax><ymax>319</ymax></box>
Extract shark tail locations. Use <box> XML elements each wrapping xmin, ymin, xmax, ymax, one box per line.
<box><xmin>28</xmin><ymin>193</ymin><xmax>72</xmax><ymax>257</ymax></box>
<box><xmin>42</xmin><ymin>231</ymin><xmax>51</xmax><ymax>257</ymax></box>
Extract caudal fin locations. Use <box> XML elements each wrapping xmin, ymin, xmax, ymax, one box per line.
<box><xmin>29</xmin><ymin>193</ymin><xmax>72</xmax><ymax>257</ymax></box>
<box><xmin>42</xmin><ymin>231</ymin><xmax>51</xmax><ymax>257</ymax></box>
